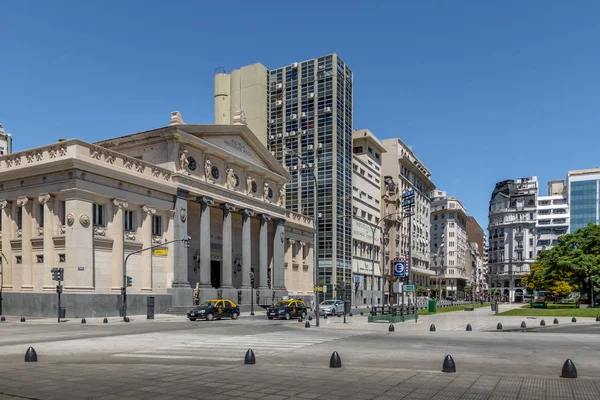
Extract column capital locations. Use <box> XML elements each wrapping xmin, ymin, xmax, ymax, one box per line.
<box><xmin>0</xmin><ymin>199</ymin><xmax>9</xmax><ymax>209</ymax></box>
<box><xmin>276</xmin><ymin>218</ymin><xmax>286</xmax><ymax>227</ymax></box>
<box><xmin>38</xmin><ymin>193</ymin><xmax>52</xmax><ymax>204</ymax></box>
<box><xmin>220</xmin><ymin>203</ymin><xmax>236</xmax><ymax>213</ymax></box>
<box><xmin>113</xmin><ymin>198</ymin><xmax>129</xmax><ymax>209</ymax></box>
<box><xmin>260</xmin><ymin>213</ymin><xmax>271</xmax><ymax>222</ymax></box>
<box><xmin>288</xmin><ymin>239</ymin><xmax>296</xmax><ymax>244</ymax></box>
<box><xmin>16</xmin><ymin>197</ymin><xmax>29</xmax><ymax>207</ymax></box>
<box><xmin>299</xmin><ymin>241</ymin><xmax>306</xmax><ymax>247</ymax></box>
<box><xmin>196</xmin><ymin>196</ymin><xmax>214</xmax><ymax>207</ymax></box>
<box><xmin>142</xmin><ymin>205</ymin><xmax>156</xmax><ymax>215</ymax></box>
<box><xmin>243</xmin><ymin>209</ymin><xmax>254</xmax><ymax>218</ymax></box>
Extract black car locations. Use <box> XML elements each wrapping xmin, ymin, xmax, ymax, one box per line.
<box><xmin>187</xmin><ymin>300</ymin><xmax>240</xmax><ymax>321</ymax></box>
<box><xmin>267</xmin><ymin>300</ymin><xmax>308</xmax><ymax>320</ymax></box>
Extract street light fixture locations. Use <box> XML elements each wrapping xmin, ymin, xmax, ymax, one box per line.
<box><xmin>250</xmin><ymin>270</ymin><xmax>255</xmax><ymax>316</ymax></box>
<box><xmin>122</xmin><ymin>235</ymin><xmax>192</xmax><ymax>322</ymax></box>
<box><xmin>283</xmin><ymin>147</ymin><xmax>321</xmax><ymax>327</ymax></box>
<box><xmin>0</xmin><ymin>251</ymin><xmax>8</xmax><ymax>316</ymax></box>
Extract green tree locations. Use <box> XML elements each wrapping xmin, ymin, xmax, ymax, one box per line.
<box><xmin>537</xmin><ymin>223</ymin><xmax>600</xmax><ymax>304</ymax></box>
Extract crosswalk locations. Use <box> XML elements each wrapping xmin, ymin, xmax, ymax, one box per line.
<box><xmin>112</xmin><ymin>330</ymin><xmax>358</xmax><ymax>361</ymax></box>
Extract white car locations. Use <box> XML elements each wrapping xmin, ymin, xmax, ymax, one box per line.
<box><xmin>318</xmin><ymin>300</ymin><xmax>345</xmax><ymax>316</ymax></box>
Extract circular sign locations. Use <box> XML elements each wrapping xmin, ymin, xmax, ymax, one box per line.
<box><xmin>528</xmin><ymin>283</ymin><xmax>534</xmax><ymax>289</ymax></box>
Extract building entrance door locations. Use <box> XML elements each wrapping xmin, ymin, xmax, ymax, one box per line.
<box><xmin>211</xmin><ymin>261</ymin><xmax>221</xmax><ymax>288</ymax></box>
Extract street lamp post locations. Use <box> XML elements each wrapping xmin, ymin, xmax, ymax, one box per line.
<box><xmin>250</xmin><ymin>271</ymin><xmax>255</xmax><ymax>316</ymax></box>
<box><xmin>122</xmin><ymin>235</ymin><xmax>191</xmax><ymax>322</ymax></box>
<box><xmin>284</xmin><ymin>147</ymin><xmax>321</xmax><ymax>327</ymax></box>
<box><xmin>0</xmin><ymin>251</ymin><xmax>7</xmax><ymax>316</ymax></box>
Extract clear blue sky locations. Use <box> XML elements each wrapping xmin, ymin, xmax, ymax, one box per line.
<box><xmin>2</xmin><ymin>0</ymin><xmax>599</xmax><ymax>229</ymax></box>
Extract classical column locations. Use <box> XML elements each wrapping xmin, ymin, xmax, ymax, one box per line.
<box><xmin>111</xmin><ymin>198</ymin><xmax>128</xmax><ymax>290</ymax></box>
<box><xmin>141</xmin><ymin>205</ymin><xmax>155</xmax><ymax>292</ymax></box>
<box><xmin>197</xmin><ymin>196</ymin><xmax>214</xmax><ymax>288</ymax></box>
<box><xmin>258</xmin><ymin>214</ymin><xmax>271</xmax><ymax>290</ymax></box>
<box><xmin>273</xmin><ymin>218</ymin><xmax>286</xmax><ymax>290</ymax></box>
<box><xmin>0</xmin><ymin>200</ymin><xmax>13</xmax><ymax>289</ymax></box>
<box><xmin>17</xmin><ymin>197</ymin><xmax>33</xmax><ymax>290</ymax></box>
<box><xmin>171</xmin><ymin>189</ymin><xmax>189</xmax><ymax>286</ymax></box>
<box><xmin>220</xmin><ymin>203</ymin><xmax>235</xmax><ymax>288</ymax></box>
<box><xmin>40</xmin><ymin>194</ymin><xmax>55</xmax><ymax>290</ymax></box>
<box><xmin>241</xmin><ymin>208</ymin><xmax>254</xmax><ymax>288</ymax></box>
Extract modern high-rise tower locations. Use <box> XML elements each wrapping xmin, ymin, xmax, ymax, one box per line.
<box><xmin>214</xmin><ymin>54</ymin><xmax>354</xmax><ymax>299</ymax></box>
<box><xmin>0</xmin><ymin>123</ymin><xmax>13</xmax><ymax>155</ymax></box>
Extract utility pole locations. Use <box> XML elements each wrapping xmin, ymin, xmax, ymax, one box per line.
<box><xmin>401</xmin><ymin>189</ymin><xmax>416</xmax><ymax>321</ymax></box>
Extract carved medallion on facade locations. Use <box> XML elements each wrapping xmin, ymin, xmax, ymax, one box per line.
<box><xmin>180</xmin><ymin>207</ymin><xmax>187</xmax><ymax>222</ymax></box>
<box><xmin>79</xmin><ymin>214</ymin><xmax>91</xmax><ymax>228</ymax></box>
<box><xmin>66</xmin><ymin>213</ymin><xmax>75</xmax><ymax>226</ymax></box>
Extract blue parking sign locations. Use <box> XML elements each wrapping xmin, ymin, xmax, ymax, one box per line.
<box><xmin>393</xmin><ymin>260</ymin><xmax>405</xmax><ymax>277</ymax></box>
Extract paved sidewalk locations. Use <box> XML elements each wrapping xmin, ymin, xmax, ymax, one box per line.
<box><xmin>302</xmin><ymin>302</ymin><xmax>597</xmax><ymax>333</ymax></box>
<box><xmin>0</xmin><ymin>362</ymin><xmax>598</xmax><ymax>399</ymax></box>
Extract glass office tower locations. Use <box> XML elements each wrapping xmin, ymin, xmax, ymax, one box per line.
<box><xmin>568</xmin><ymin>169</ymin><xmax>600</xmax><ymax>233</ymax></box>
<box><xmin>268</xmin><ymin>54</ymin><xmax>353</xmax><ymax>299</ymax></box>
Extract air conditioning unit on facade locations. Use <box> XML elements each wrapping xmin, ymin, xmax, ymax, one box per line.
<box><xmin>325</xmin><ymin>107</ymin><xmax>332</xmax><ymax>114</ymax></box>
<box><xmin>283</xmin><ymin>132</ymin><xmax>289</xmax><ymax>138</ymax></box>
<box><xmin>291</xmin><ymin>114</ymin><xmax>298</xmax><ymax>120</ymax></box>
<box><xmin>290</xmin><ymin>131</ymin><xmax>297</xmax><ymax>136</ymax></box>
<box><xmin>308</xmin><ymin>93</ymin><xmax>315</xmax><ymax>99</ymax></box>
<box><xmin>276</xmin><ymin>100</ymin><xmax>283</xmax><ymax>107</ymax></box>
<box><xmin>301</xmin><ymin>112</ymin><xmax>307</xmax><ymax>119</ymax></box>
<box><xmin>307</xmin><ymin>144</ymin><xmax>314</xmax><ymax>150</ymax></box>
<box><xmin>276</xmin><ymin>83</ymin><xmax>283</xmax><ymax>90</ymax></box>
<box><xmin>291</xmin><ymin>62</ymin><xmax>299</xmax><ymax>69</ymax></box>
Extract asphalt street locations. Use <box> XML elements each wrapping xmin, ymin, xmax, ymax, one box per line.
<box><xmin>0</xmin><ymin>306</ymin><xmax>599</xmax><ymax>399</ymax></box>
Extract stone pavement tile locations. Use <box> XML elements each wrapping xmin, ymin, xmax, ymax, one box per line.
<box><xmin>517</xmin><ymin>376</ymin><xmax>546</xmax><ymax>400</ymax></box>
<box><xmin>221</xmin><ymin>389</ymin><xmax>251</xmax><ymax>397</ymax></box>
<box><xmin>238</xmin><ymin>392</ymin><xmax>266</xmax><ymax>399</ymax></box>
<box><xmin>260</xmin><ymin>395</ymin><xmax>290</xmax><ymax>400</ymax></box>
<box><xmin>295</xmin><ymin>392</ymin><xmax>321</xmax><ymax>399</ymax></box>
<box><xmin>572</xmin><ymin>379</ymin><xmax>600</xmax><ymax>398</ymax></box>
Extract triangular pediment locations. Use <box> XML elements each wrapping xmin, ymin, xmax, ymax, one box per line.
<box><xmin>179</xmin><ymin>124</ymin><xmax>290</xmax><ymax>181</ymax></box>
<box><xmin>203</xmin><ymin>135</ymin><xmax>267</xmax><ymax>168</ymax></box>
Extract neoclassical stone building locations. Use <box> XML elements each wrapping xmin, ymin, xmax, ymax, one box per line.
<box><xmin>0</xmin><ymin>113</ymin><xmax>314</xmax><ymax>317</ymax></box>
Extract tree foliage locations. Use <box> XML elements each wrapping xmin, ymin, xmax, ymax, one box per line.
<box><xmin>525</xmin><ymin>223</ymin><xmax>600</xmax><ymax>302</ymax></box>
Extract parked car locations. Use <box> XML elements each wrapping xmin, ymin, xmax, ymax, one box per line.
<box><xmin>267</xmin><ymin>300</ymin><xmax>308</xmax><ymax>320</ymax></box>
<box><xmin>318</xmin><ymin>300</ymin><xmax>345</xmax><ymax>316</ymax></box>
<box><xmin>187</xmin><ymin>300</ymin><xmax>240</xmax><ymax>321</ymax></box>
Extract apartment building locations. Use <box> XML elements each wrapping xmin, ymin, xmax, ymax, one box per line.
<box><xmin>488</xmin><ymin>177</ymin><xmax>538</xmax><ymax>303</ymax></box>
<box><xmin>0</xmin><ymin>123</ymin><xmax>13</xmax><ymax>155</ymax></box>
<box><xmin>537</xmin><ymin>180</ymin><xmax>569</xmax><ymax>252</ymax></box>
<box><xmin>430</xmin><ymin>190</ymin><xmax>470</xmax><ymax>299</ymax></box>
<box><xmin>381</xmin><ymin>138</ymin><xmax>435</xmax><ymax>296</ymax></box>
<box><xmin>351</xmin><ymin>130</ymin><xmax>385</xmax><ymax>305</ymax></box>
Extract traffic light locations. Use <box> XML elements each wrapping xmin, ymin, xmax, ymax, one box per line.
<box><xmin>51</xmin><ymin>268</ymin><xmax>64</xmax><ymax>282</ymax></box>
<box><xmin>56</xmin><ymin>285</ymin><xmax>62</xmax><ymax>294</ymax></box>
<box><xmin>183</xmin><ymin>235</ymin><xmax>192</xmax><ymax>248</ymax></box>
<box><xmin>126</xmin><ymin>276</ymin><xmax>132</xmax><ymax>287</ymax></box>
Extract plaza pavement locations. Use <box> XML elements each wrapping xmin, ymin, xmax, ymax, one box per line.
<box><xmin>0</xmin><ymin>304</ymin><xmax>599</xmax><ymax>399</ymax></box>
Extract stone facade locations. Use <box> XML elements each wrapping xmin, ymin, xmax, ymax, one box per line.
<box><xmin>0</xmin><ymin>121</ymin><xmax>314</xmax><ymax>317</ymax></box>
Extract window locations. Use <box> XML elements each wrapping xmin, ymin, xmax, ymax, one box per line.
<box><xmin>353</xmin><ymin>146</ymin><xmax>363</xmax><ymax>154</ymax></box>
<box><xmin>59</xmin><ymin>254</ymin><xmax>66</xmax><ymax>263</ymax></box>
<box><xmin>124</xmin><ymin>210</ymin><xmax>135</xmax><ymax>232</ymax></box>
<box><xmin>93</xmin><ymin>204</ymin><xmax>104</xmax><ymax>226</ymax></box>
<box><xmin>152</xmin><ymin>215</ymin><xmax>162</xmax><ymax>236</ymax></box>
<box><xmin>59</xmin><ymin>201</ymin><xmax>66</xmax><ymax>225</ymax></box>
<box><xmin>39</xmin><ymin>204</ymin><xmax>44</xmax><ymax>227</ymax></box>
<box><xmin>36</xmin><ymin>255</ymin><xmax>44</xmax><ymax>263</ymax></box>
<box><xmin>15</xmin><ymin>256</ymin><xmax>22</xmax><ymax>264</ymax></box>
<box><xmin>17</xmin><ymin>208</ymin><xmax>22</xmax><ymax>230</ymax></box>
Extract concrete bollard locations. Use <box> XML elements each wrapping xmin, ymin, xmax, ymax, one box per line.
<box><xmin>554</xmin><ymin>318</ymin><xmax>559</xmax><ymax>324</ymax></box>
<box><xmin>496</xmin><ymin>322</ymin><xmax>503</xmax><ymax>330</ymax></box>
<box><xmin>81</xmin><ymin>318</ymin><xmax>86</xmax><ymax>324</ymax></box>
<box><xmin>305</xmin><ymin>321</ymin><xmax>310</xmax><ymax>328</ymax></box>
<box><xmin>540</xmin><ymin>320</ymin><xmax>546</xmax><ymax>326</ymax></box>
<box><xmin>20</xmin><ymin>316</ymin><xmax>26</xmax><ymax>323</ymax></box>
<box><xmin>521</xmin><ymin>321</ymin><xmax>526</xmax><ymax>329</ymax></box>
<box><xmin>389</xmin><ymin>324</ymin><xmax>395</xmax><ymax>332</ymax></box>
<box><xmin>466</xmin><ymin>324</ymin><xmax>472</xmax><ymax>331</ymax></box>
<box><xmin>561</xmin><ymin>359</ymin><xmax>577</xmax><ymax>378</ymax></box>
<box><xmin>329</xmin><ymin>351</ymin><xmax>342</xmax><ymax>368</ymax></box>
<box><xmin>442</xmin><ymin>354</ymin><xmax>456</xmax><ymax>373</ymax></box>
<box><xmin>571</xmin><ymin>317</ymin><xmax>577</xmax><ymax>323</ymax></box>
<box><xmin>430</xmin><ymin>324</ymin><xmax>436</xmax><ymax>332</ymax></box>
<box><xmin>244</xmin><ymin>349</ymin><xmax>256</xmax><ymax>365</ymax></box>
<box><xmin>103</xmin><ymin>317</ymin><xmax>108</xmax><ymax>323</ymax></box>
<box><xmin>24</xmin><ymin>347</ymin><xmax>38</xmax><ymax>362</ymax></box>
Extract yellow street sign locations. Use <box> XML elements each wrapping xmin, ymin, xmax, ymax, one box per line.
<box><xmin>528</xmin><ymin>283</ymin><xmax>534</xmax><ymax>289</ymax></box>
<box><xmin>313</xmin><ymin>286</ymin><xmax>323</xmax><ymax>292</ymax></box>
<box><xmin>153</xmin><ymin>248</ymin><xmax>168</xmax><ymax>256</ymax></box>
